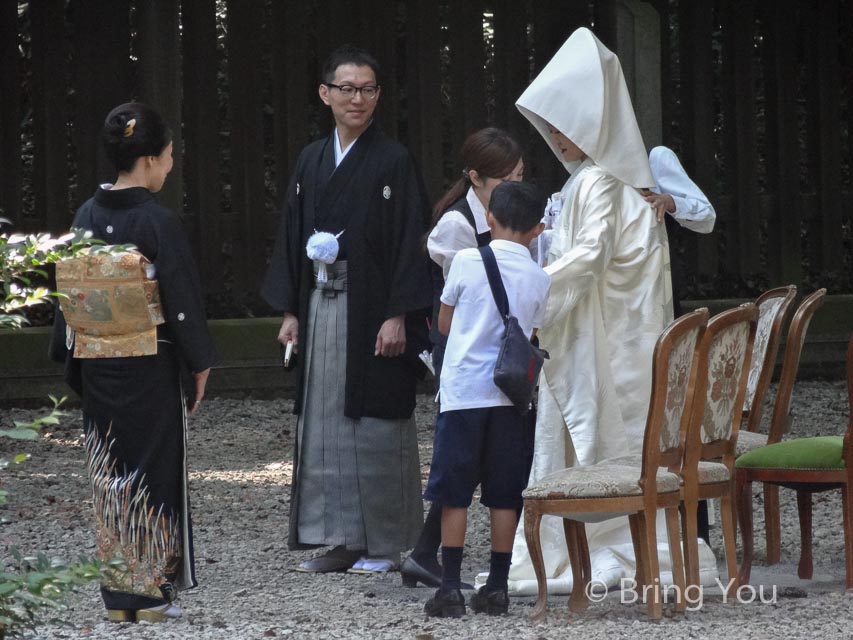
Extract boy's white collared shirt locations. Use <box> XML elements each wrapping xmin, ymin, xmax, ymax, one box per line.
<box><xmin>439</xmin><ymin>239</ymin><xmax>550</xmax><ymax>412</ymax></box>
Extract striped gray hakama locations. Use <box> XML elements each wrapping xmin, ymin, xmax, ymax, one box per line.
<box><xmin>293</xmin><ymin>261</ymin><xmax>423</xmax><ymax>556</ymax></box>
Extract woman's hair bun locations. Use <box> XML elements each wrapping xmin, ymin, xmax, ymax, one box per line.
<box><xmin>101</xmin><ymin>103</ymin><xmax>172</xmax><ymax>173</ymax></box>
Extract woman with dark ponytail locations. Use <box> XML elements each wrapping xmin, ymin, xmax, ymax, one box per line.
<box><xmin>51</xmin><ymin>103</ymin><xmax>215</xmax><ymax>623</ymax></box>
<box><xmin>401</xmin><ymin>127</ymin><xmax>524</xmax><ymax>589</ymax></box>
<box><xmin>426</xmin><ymin>128</ymin><xmax>523</xmax><ymax>374</ymax></box>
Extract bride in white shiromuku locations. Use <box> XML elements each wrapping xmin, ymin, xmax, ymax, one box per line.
<box><xmin>488</xmin><ymin>27</ymin><xmax>719</xmax><ymax>596</ymax></box>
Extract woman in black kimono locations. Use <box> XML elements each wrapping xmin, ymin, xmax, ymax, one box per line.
<box><xmin>51</xmin><ymin>103</ymin><xmax>215</xmax><ymax>623</ymax></box>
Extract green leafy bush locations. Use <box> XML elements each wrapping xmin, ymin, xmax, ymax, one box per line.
<box><xmin>0</xmin><ymin>552</ymin><xmax>106</xmax><ymax>639</ymax></box>
<box><xmin>0</xmin><ymin>219</ymin><xmax>95</xmax><ymax>329</ymax></box>
<box><xmin>0</xmin><ymin>219</ymin><xmax>108</xmax><ymax>638</ymax></box>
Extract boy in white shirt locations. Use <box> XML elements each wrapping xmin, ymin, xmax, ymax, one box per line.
<box><xmin>423</xmin><ymin>181</ymin><xmax>550</xmax><ymax>617</ymax></box>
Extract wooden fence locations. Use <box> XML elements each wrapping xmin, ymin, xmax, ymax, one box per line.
<box><xmin>1</xmin><ymin>0</ymin><xmax>851</xmax><ymax>305</ymax></box>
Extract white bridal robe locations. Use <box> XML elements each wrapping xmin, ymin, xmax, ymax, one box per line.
<box><xmin>491</xmin><ymin>27</ymin><xmax>719</xmax><ymax>596</ymax></box>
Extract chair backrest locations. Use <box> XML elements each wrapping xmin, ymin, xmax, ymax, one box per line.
<box><xmin>766</xmin><ymin>289</ymin><xmax>827</xmax><ymax>444</ymax></box>
<box><xmin>640</xmin><ymin>308</ymin><xmax>708</xmax><ymax>481</ymax></box>
<box><xmin>742</xmin><ymin>285</ymin><xmax>797</xmax><ymax>431</ymax></box>
<box><xmin>683</xmin><ymin>303</ymin><xmax>758</xmax><ymax>472</ymax></box>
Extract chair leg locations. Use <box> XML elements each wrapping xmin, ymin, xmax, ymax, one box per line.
<box><xmin>736</xmin><ymin>471</ymin><xmax>754</xmax><ymax>586</ymax></box>
<box><xmin>629</xmin><ymin>514</ymin><xmax>646</xmax><ymax>588</ymax></box>
<box><xmin>564</xmin><ymin>520</ymin><xmax>589</xmax><ymax>613</ymax></box>
<box><xmin>842</xmin><ymin>484</ymin><xmax>853</xmax><ymax>590</ymax></box>
<box><xmin>681</xmin><ymin>497</ymin><xmax>700</xmax><ymax>588</ymax></box>
<box><xmin>578</xmin><ymin>521</ymin><xmax>591</xmax><ymax>587</ymax></box>
<box><xmin>763</xmin><ymin>483</ymin><xmax>781</xmax><ymax>565</ymax></box>
<box><xmin>719</xmin><ymin>492</ymin><xmax>739</xmax><ymax>590</ymax></box>
<box><xmin>639</xmin><ymin>510</ymin><xmax>662</xmax><ymax>619</ymax></box>
<box><xmin>665</xmin><ymin>506</ymin><xmax>686</xmax><ymax>612</ymax></box>
<box><xmin>796</xmin><ymin>490</ymin><xmax>813</xmax><ymax>580</ymax></box>
<box><xmin>524</xmin><ymin>504</ymin><xmax>549</xmax><ymax>620</ymax></box>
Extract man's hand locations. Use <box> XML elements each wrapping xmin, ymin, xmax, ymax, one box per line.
<box><xmin>643</xmin><ymin>192</ymin><xmax>676</xmax><ymax>223</ymax></box>
<box><xmin>375</xmin><ymin>315</ymin><xmax>406</xmax><ymax>357</ymax></box>
<box><xmin>277</xmin><ymin>312</ymin><xmax>299</xmax><ymax>353</ymax></box>
<box><xmin>190</xmin><ymin>367</ymin><xmax>211</xmax><ymax>416</ymax></box>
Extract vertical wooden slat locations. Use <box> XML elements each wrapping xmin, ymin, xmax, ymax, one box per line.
<box><xmin>70</xmin><ymin>0</ymin><xmax>97</xmax><ymax>207</ymax></box>
<box><xmin>227</xmin><ymin>0</ymin><xmax>267</xmax><ymax>290</ymax></box>
<box><xmin>817</xmin><ymin>0</ymin><xmax>843</xmax><ymax>271</ymax></box>
<box><xmin>492</xmin><ymin>0</ymin><xmax>528</xmax><ymax>140</ymax></box>
<box><xmin>592</xmin><ymin>0</ymin><xmax>617</xmax><ymax>51</ymax></box>
<box><xmin>0</xmin><ymin>0</ymin><xmax>21</xmax><ymax>226</ymax></box>
<box><xmin>70</xmin><ymin>0</ymin><xmax>132</xmax><ymax>202</ymax></box>
<box><xmin>182</xmin><ymin>0</ymin><xmax>222</xmax><ymax>293</ymax></box>
<box><xmin>371</xmin><ymin>0</ymin><xmax>399</xmax><ymax>140</ymax></box>
<box><xmin>534</xmin><ymin>0</ymin><xmax>587</xmax><ymax>69</ymax></box>
<box><xmin>405</xmin><ymin>0</ymin><xmax>443</xmax><ymax>201</ymax></box>
<box><xmin>135</xmin><ymin>0</ymin><xmax>183</xmax><ymax>214</ymax></box>
<box><xmin>673</xmin><ymin>0</ymin><xmax>697</xmax><ymax>287</ymax></box>
<box><xmin>760</xmin><ymin>0</ymin><xmax>781</xmax><ymax>285</ymax></box>
<box><xmin>846</xmin><ymin>0</ymin><xmax>853</xmax><ymax>272</ymax></box>
<box><xmin>95</xmin><ymin>0</ymin><xmax>132</xmax><ymax>184</ymax></box>
<box><xmin>762</xmin><ymin>0</ymin><xmax>801</xmax><ymax>285</ymax></box>
<box><xmin>717</xmin><ymin>0</ymin><xmax>742</xmax><ymax>278</ymax></box>
<box><xmin>676</xmin><ymin>0</ymin><xmax>695</xmax><ymax>171</ymax></box>
<box><xmin>29</xmin><ymin>0</ymin><xmax>68</xmax><ymax>232</ymax></box>
<box><xmin>528</xmin><ymin>0</ymin><xmax>589</xmax><ymax>193</ymax></box>
<box><xmin>688</xmin><ymin>1</ymin><xmax>717</xmax><ymax>279</ymax></box>
<box><xmin>450</xmin><ymin>0</ymin><xmax>486</xmax><ymax>144</ymax></box>
<box><xmin>271</xmin><ymin>0</ymin><xmax>312</xmax><ymax>186</ymax></box>
<box><xmin>733</xmin><ymin>0</ymin><xmax>759</xmax><ymax>276</ymax></box>
<box><xmin>656</xmin><ymin>0</ymin><xmax>674</xmax><ymax>149</ymax></box>
<box><xmin>801</xmin><ymin>2</ymin><xmax>822</xmax><ymax>276</ymax></box>
<box><xmin>325</xmin><ymin>0</ymin><xmax>357</xmax><ymax>49</ymax></box>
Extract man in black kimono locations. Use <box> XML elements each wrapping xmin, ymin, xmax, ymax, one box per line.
<box><xmin>261</xmin><ymin>46</ymin><xmax>431</xmax><ymax>573</ymax></box>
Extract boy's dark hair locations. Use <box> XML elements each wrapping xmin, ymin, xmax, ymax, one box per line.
<box><xmin>101</xmin><ymin>102</ymin><xmax>172</xmax><ymax>173</ymax></box>
<box><xmin>488</xmin><ymin>182</ymin><xmax>546</xmax><ymax>233</ymax></box>
<box><xmin>322</xmin><ymin>45</ymin><xmax>380</xmax><ymax>84</ymax></box>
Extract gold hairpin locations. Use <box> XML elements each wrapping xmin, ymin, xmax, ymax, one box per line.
<box><xmin>123</xmin><ymin>119</ymin><xmax>137</xmax><ymax>138</ymax></box>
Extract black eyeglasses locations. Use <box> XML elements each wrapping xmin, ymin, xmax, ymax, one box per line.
<box><xmin>325</xmin><ymin>83</ymin><xmax>380</xmax><ymax>100</ymax></box>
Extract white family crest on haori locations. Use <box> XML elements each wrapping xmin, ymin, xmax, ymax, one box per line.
<box><xmin>383</xmin><ymin>185</ymin><xmax>391</xmax><ymax>199</ymax></box>
<box><xmin>306</xmin><ymin>230</ymin><xmax>344</xmax><ymax>283</ymax></box>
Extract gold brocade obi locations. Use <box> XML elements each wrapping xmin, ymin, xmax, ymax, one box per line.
<box><xmin>56</xmin><ymin>248</ymin><xmax>165</xmax><ymax>358</ymax></box>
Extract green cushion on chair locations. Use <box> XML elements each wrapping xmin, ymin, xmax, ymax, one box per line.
<box><xmin>735</xmin><ymin>436</ymin><xmax>845</xmax><ymax>471</ymax></box>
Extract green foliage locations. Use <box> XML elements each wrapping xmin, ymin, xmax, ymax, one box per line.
<box><xmin>0</xmin><ymin>552</ymin><xmax>110</xmax><ymax>639</ymax></box>
<box><xmin>0</xmin><ymin>222</ymin><xmax>110</xmax><ymax>638</ymax></box>
<box><xmin>0</xmin><ymin>219</ymin><xmax>97</xmax><ymax>330</ymax></box>
<box><xmin>0</xmin><ymin>396</ymin><xmax>65</xmax><ymax>444</ymax></box>
<box><xmin>0</xmin><ymin>398</ymin><xmax>103</xmax><ymax>639</ymax></box>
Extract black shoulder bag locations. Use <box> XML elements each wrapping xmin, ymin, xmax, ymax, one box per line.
<box><xmin>479</xmin><ymin>246</ymin><xmax>549</xmax><ymax>414</ymax></box>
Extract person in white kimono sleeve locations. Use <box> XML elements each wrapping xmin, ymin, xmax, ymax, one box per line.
<box><xmin>644</xmin><ymin>145</ymin><xmax>716</xmax><ymax>233</ymax></box>
<box><xmin>490</xmin><ymin>27</ymin><xmax>719</xmax><ymax>596</ymax></box>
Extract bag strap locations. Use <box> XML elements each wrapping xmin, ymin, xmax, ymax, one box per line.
<box><xmin>478</xmin><ymin>246</ymin><xmax>509</xmax><ymax>322</ymax></box>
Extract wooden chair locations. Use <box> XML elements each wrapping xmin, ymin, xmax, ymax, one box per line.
<box><xmin>738</xmin><ymin>285</ymin><xmax>797</xmax><ymax>447</ymax></box>
<box><xmin>737</xmin><ymin>289</ymin><xmax>827</xmax><ymax>564</ymax></box>
<box><xmin>680</xmin><ymin>304</ymin><xmax>758</xmax><ymax>589</ymax></box>
<box><xmin>736</xmin><ymin>333</ymin><xmax>851</xmax><ymax>589</ymax></box>
<box><xmin>522</xmin><ymin>308</ymin><xmax>708</xmax><ymax>620</ymax></box>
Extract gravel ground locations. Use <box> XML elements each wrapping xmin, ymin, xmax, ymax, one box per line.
<box><xmin>2</xmin><ymin>380</ymin><xmax>852</xmax><ymax>640</ymax></box>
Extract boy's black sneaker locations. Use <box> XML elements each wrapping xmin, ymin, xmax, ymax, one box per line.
<box><xmin>424</xmin><ymin>588</ymin><xmax>466</xmax><ymax>618</ymax></box>
<box><xmin>469</xmin><ymin>587</ymin><xmax>509</xmax><ymax>615</ymax></box>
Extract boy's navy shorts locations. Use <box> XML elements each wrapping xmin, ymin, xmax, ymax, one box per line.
<box><xmin>424</xmin><ymin>405</ymin><xmax>529</xmax><ymax>510</ymax></box>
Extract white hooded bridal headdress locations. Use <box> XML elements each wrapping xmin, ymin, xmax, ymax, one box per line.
<box><xmin>516</xmin><ymin>27</ymin><xmax>654</xmax><ymax>189</ymax></box>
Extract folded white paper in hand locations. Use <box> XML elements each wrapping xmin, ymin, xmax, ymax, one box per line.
<box><xmin>418</xmin><ymin>350</ymin><xmax>435</xmax><ymax>376</ymax></box>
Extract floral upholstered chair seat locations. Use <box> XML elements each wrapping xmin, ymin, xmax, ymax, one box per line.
<box><xmin>522</xmin><ymin>463</ymin><xmax>681</xmax><ymax>501</ymax></box>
